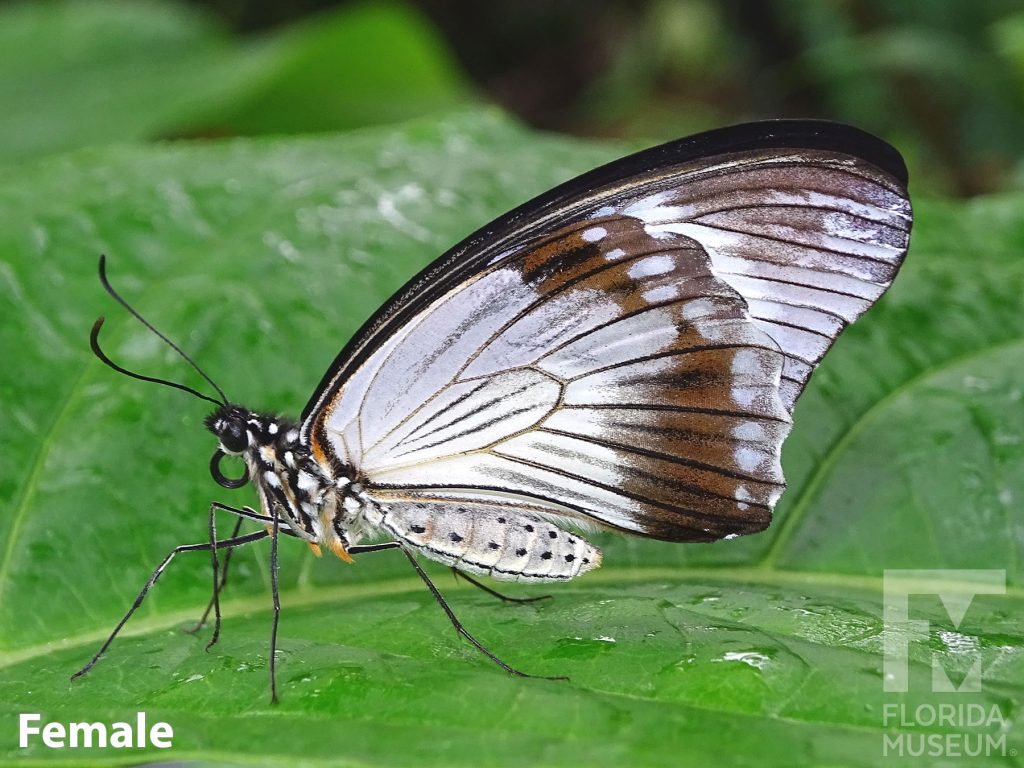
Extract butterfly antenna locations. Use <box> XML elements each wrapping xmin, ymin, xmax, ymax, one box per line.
<box><xmin>92</xmin><ymin>255</ymin><xmax>228</xmax><ymax>406</ymax></box>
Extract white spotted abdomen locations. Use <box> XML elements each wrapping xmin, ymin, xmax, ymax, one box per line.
<box><xmin>373</xmin><ymin>502</ymin><xmax>601</xmax><ymax>582</ymax></box>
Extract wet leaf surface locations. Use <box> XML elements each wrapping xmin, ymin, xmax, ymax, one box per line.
<box><xmin>0</xmin><ymin>111</ymin><xmax>1021</xmax><ymax>766</ymax></box>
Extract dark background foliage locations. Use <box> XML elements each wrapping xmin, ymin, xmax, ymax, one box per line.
<box><xmin>184</xmin><ymin>0</ymin><xmax>1024</xmax><ymax>196</ymax></box>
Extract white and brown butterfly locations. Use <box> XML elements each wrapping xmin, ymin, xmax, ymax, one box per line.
<box><xmin>77</xmin><ymin>120</ymin><xmax>912</xmax><ymax>699</ymax></box>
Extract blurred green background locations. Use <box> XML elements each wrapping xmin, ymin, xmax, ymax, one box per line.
<box><xmin>3</xmin><ymin>3</ymin><xmax>1024</xmax><ymax>766</ymax></box>
<box><xmin>4</xmin><ymin>0</ymin><xmax>1024</xmax><ymax>195</ymax></box>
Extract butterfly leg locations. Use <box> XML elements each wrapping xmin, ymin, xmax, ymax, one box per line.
<box><xmin>346</xmin><ymin>542</ymin><xmax>566</xmax><ymax>680</ymax></box>
<box><xmin>71</xmin><ymin>527</ymin><xmax>269</xmax><ymax>683</ymax></box>
<box><xmin>269</xmin><ymin>505</ymin><xmax>282</xmax><ymax>704</ymax></box>
<box><xmin>450</xmin><ymin>568</ymin><xmax>552</xmax><ymax>604</ymax></box>
<box><xmin>182</xmin><ymin>505</ymin><xmax>241</xmax><ymax>644</ymax></box>
<box><xmin>184</xmin><ymin>502</ymin><xmax>299</xmax><ymax>639</ymax></box>
<box><xmin>184</xmin><ymin>501</ymin><xmax>262</xmax><ymax>637</ymax></box>
<box><xmin>403</xmin><ymin>550</ymin><xmax>565</xmax><ymax>680</ymax></box>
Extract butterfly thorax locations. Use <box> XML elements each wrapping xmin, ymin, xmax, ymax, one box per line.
<box><xmin>205</xmin><ymin>404</ymin><xmax>368</xmax><ymax>558</ymax></box>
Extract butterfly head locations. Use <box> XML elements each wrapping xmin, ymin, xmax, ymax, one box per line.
<box><xmin>205</xmin><ymin>403</ymin><xmax>250</xmax><ymax>455</ymax></box>
<box><xmin>203</xmin><ymin>403</ymin><xmax>309</xmax><ymax>495</ymax></box>
<box><xmin>204</xmin><ymin>403</ymin><xmax>302</xmax><ymax>491</ymax></box>
<box><xmin>204</xmin><ymin>403</ymin><xmax>255</xmax><ymax>489</ymax></box>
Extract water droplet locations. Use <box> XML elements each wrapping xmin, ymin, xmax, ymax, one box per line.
<box><xmin>714</xmin><ymin>651</ymin><xmax>770</xmax><ymax>671</ymax></box>
<box><xmin>937</xmin><ymin>630</ymin><xmax>979</xmax><ymax>656</ymax></box>
<box><xmin>688</xmin><ymin>591</ymin><xmax>721</xmax><ymax>605</ymax></box>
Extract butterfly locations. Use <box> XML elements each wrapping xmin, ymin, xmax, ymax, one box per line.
<box><xmin>76</xmin><ymin>120</ymin><xmax>912</xmax><ymax>700</ymax></box>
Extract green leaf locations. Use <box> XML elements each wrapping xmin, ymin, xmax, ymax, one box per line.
<box><xmin>212</xmin><ymin>2</ymin><xmax>474</xmax><ymax>137</ymax></box>
<box><xmin>0</xmin><ymin>0</ymin><xmax>471</xmax><ymax>163</ymax></box>
<box><xmin>1</xmin><ymin>110</ymin><xmax>1021</xmax><ymax>766</ymax></box>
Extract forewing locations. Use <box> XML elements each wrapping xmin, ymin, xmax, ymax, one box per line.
<box><xmin>302</xmin><ymin>120</ymin><xmax>910</xmax><ymax>423</ymax></box>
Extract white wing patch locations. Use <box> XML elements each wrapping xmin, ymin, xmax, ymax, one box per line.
<box><xmin>625</xmin><ymin>158</ymin><xmax>911</xmax><ymax>409</ymax></box>
<box><xmin>362</xmin><ymin>369</ymin><xmax>561</xmax><ymax>472</ymax></box>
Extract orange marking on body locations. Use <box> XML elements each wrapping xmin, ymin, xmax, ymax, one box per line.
<box><xmin>308</xmin><ymin>543</ymin><xmax>322</xmax><ymax>557</ymax></box>
<box><xmin>328</xmin><ymin>539</ymin><xmax>355</xmax><ymax>564</ymax></box>
<box><xmin>311</xmin><ymin>430</ymin><xmax>327</xmax><ymax>468</ymax></box>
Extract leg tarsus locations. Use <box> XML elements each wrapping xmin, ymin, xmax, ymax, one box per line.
<box><xmin>205</xmin><ymin>503</ymin><xmax>223</xmax><ymax>651</ymax></box>
<box><xmin>400</xmin><ymin>550</ymin><xmax>565</xmax><ymax>681</ymax></box>
<box><xmin>451</xmin><ymin>568</ymin><xmax>552</xmax><ymax>605</ymax></box>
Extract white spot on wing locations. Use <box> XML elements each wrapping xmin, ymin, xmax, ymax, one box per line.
<box><xmin>732</xmin><ymin>422</ymin><xmax>765</xmax><ymax>442</ymax></box>
<box><xmin>680</xmin><ymin>298</ymin><xmax>720</xmax><ymax>321</ymax></box>
<box><xmin>623</xmin><ymin>191</ymin><xmax>697</xmax><ymax>223</ymax></box>
<box><xmin>731</xmin><ymin>347</ymin><xmax>764</xmax><ymax>375</ymax></box>
<box><xmin>627</xmin><ymin>254</ymin><xmax>676</xmax><ymax>279</ymax></box>
<box><xmin>604</xmin><ymin>247</ymin><xmax>626</xmax><ymax>261</ymax></box>
<box><xmin>734</xmin><ymin>447</ymin><xmax>761</xmax><ymax>473</ymax></box>
<box><xmin>641</xmin><ymin>284</ymin><xmax>679</xmax><ymax>303</ymax></box>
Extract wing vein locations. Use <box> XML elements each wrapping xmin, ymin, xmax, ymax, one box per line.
<box><xmin>538</xmin><ymin>426</ymin><xmax>783</xmax><ymax>490</ymax></box>
<box><xmin>685</xmin><ymin>221</ymin><xmax>902</xmax><ymax>266</ymax></box>
<box><xmin>566</xmin><ymin>342</ymin><xmax>778</xmax><ymax>381</ymax></box>
<box><xmin>491</xmin><ymin>451</ymin><xmax>745</xmax><ymax>525</ymax></box>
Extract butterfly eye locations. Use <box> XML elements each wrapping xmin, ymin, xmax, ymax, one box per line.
<box><xmin>210</xmin><ymin>448</ymin><xmax>249</xmax><ymax>489</ymax></box>
<box><xmin>219</xmin><ymin>421</ymin><xmax>248</xmax><ymax>454</ymax></box>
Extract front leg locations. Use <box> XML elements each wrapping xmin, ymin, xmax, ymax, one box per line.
<box><xmin>71</xmin><ymin>526</ymin><xmax>268</xmax><ymax>682</ymax></box>
<box><xmin>185</xmin><ymin>502</ymin><xmax>300</xmax><ymax>640</ymax></box>
<box><xmin>184</xmin><ymin>505</ymin><xmax>280</xmax><ymax>638</ymax></box>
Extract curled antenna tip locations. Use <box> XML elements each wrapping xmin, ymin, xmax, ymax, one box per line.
<box><xmin>92</xmin><ymin>259</ymin><xmax>228</xmax><ymax>406</ymax></box>
<box><xmin>89</xmin><ymin>312</ymin><xmax>223</xmax><ymax>407</ymax></box>
<box><xmin>98</xmin><ymin>255</ymin><xmax>113</xmax><ymax>291</ymax></box>
<box><xmin>90</xmin><ymin>316</ymin><xmax>105</xmax><ymax>341</ymax></box>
